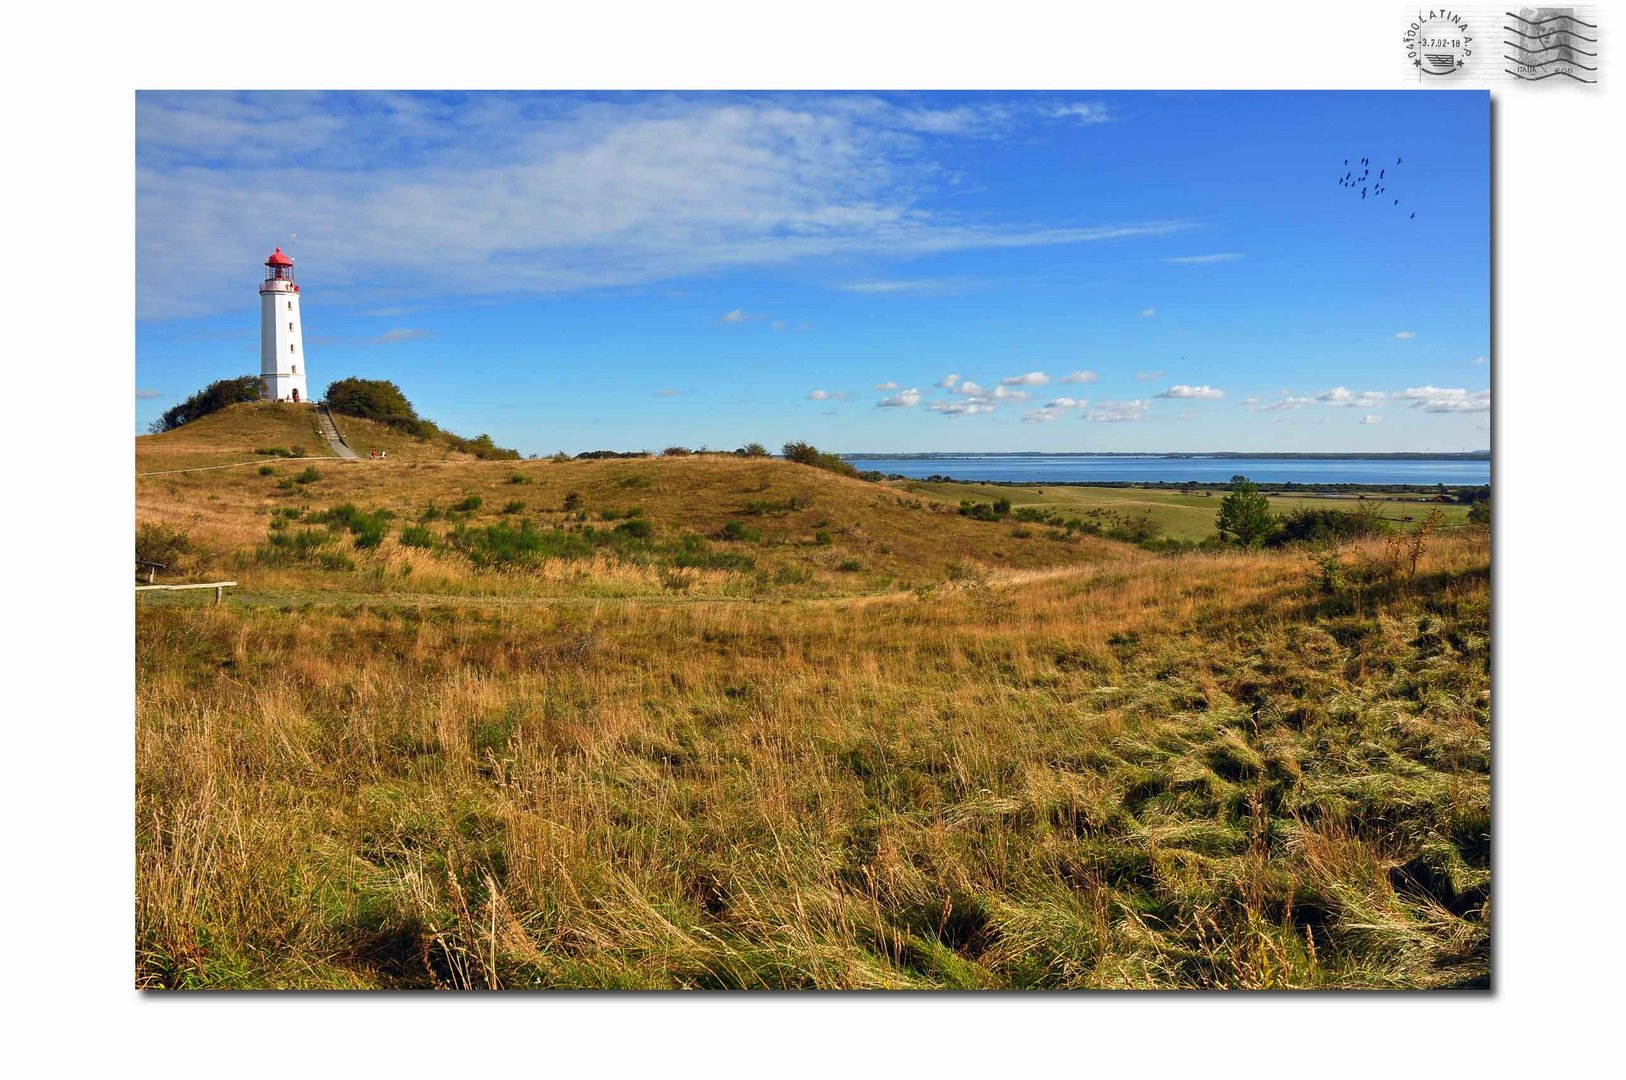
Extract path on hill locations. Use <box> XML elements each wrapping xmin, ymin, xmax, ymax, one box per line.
<box><xmin>316</xmin><ymin>406</ymin><xmax>359</xmax><ymax>459</ymax></box>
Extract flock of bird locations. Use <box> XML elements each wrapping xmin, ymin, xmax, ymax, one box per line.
<box><xmin>1339</xmin><ymin>156</ymin><xmax>1415</xmax><ymax>219</ymax></box>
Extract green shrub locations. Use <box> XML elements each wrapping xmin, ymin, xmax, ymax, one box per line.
<box><xmin>508</xmin><ymin>473</ymin><xmax>531</xmax><ymax>485</ymax></box>
<box><xmin>614</xmin><ymin>518</ymin><xmax>653</xmax><ymax>540</ymax></box>
<box><xmin>1271</xmin><ymin>505</ymin><xmax>1390</xmax><ymax>547</ymax></box>
<box><xmin>295</xmin><ymin>466</ymin><xmax>321</xmax><ymax>485</ymax></box>
<box><xmin>258</xmin><ymin>465</ymin><xmax>275</xmax><ymax>477</ymax></box>
<box><xmin>254</xmin><ymin>446</ymin><xmax>297</xmax><ymax>458</ymax></box>
<box><xmin>453</xmin><ymin>495</ymin><xmax>483</xmax><ymax>513</ymax></box>
<box><xmin>1216</xmin><ymin>475</ymin><xmax>1277</xmax><ymax>547</ymax></box>
<box><xmin>720</xmin><ymin>520</ymin><xmax>760</xmax><ymax>542</ymax></box>
<box><xmin>814</xmin><ymin>530</ymin><xmax>832</xmax><ymax>546</ymax></box>
<box><xmin>781</xmin><ymin>441</ymin><xmax>862</xmax><ymax>480</ymax></box>
<box><xmin>562</xmin><ymin>492</ymin><xmax>582</xmax><ymax>511</ymax></box>
<box><xmin>502</xmin><ymin>500</ymin><xmax>526</xmax><ymax>515</ymax></box>
<box><xmin>399</xmin><ymin>524</ymin><xmax>436</xmax><ymax>549</ymax></box>
<box><xmin>1467</xmin><ymin>500</ymin><xmax>1490</xmax><ymax>525</ymax></box>
<box><xmin>149</xmin><ymin>375</ymin><xmax>262</xmax><ymax>433</ymax></box>
<box><xmin>738</xmin><ymin>442</ymin><xmax>769</xmax><ymax>457</ymax></box>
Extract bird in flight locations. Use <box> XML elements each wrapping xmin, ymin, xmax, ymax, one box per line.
<box><xmin>1410</xmin><ymin>212</ymin><xmax>1416</xmax><ymax>219</ymax></box>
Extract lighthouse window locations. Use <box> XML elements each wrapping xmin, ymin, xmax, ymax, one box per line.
<box><xmin>291</xmin><ymin>365</ymin><xmax>297</xmax><ymax>374</ymax></box>
<box><xmin>286</xmin><ymin>301</ymin><xmax>292</xmax><ymax>311</ymax></box>
<box><xmin>288</xmin><ymin>321</ymin><xmax>293</xmax><ymax>331</ymax></box>
<box><xmin>289</xmin><ymin>343</ymin><xmax>295</xmax><ymax>353</ymax></box>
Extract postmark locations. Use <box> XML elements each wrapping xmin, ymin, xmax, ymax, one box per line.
<box><xmin>1405</xmin><ymin>9</ymin><xmax>1475</xmax><ymax>75</ymax></box>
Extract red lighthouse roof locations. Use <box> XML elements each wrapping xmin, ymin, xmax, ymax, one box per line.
<box><xmin>265</xmin><ymin>247</ymin><xmax>294</xmax><ymax>267</ymax></box>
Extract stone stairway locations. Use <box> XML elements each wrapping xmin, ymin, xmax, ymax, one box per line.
<box><xmin>316</xmin><ymin>405</ymin><xmax>359</xmax><ymax>459</ymax></box>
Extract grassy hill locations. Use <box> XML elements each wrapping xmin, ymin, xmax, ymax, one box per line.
<box><xmin>137</xmin><ymin>401</ymin><xmax>483</xmax><ymax>473</ymax></box>
<box><xmin>135</xmin><ymin>426</ymin><xmax>1491</xmax><ymax>989</ymax></box>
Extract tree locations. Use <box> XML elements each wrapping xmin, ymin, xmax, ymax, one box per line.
<box><xmin>323</xmin><ymin>378</ymin><xmax>422</xmax><ymax>430</ymax></box>
<box><xmin>148</xmin><ymin>375</ymin><xmax>263</xmax><ymax>433</ymax></box>
<box><xmin>1216</xmin><ymin>475</ymin><xmax>1277</xmax><ymax>547</ymax></box>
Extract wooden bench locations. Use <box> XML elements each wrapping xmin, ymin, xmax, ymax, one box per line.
<box><xmin>135</xmin><ymin>581</ymin><xmax>238</xmax><ymax>605</ymax></box>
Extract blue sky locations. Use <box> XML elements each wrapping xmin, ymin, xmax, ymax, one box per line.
<box><xmin>136</xmin><ymin>91</ymin><xmax>1489</xmax><ymax>453</ymax></box>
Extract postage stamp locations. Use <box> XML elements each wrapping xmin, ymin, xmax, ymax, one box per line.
<box><xmin>1400</xmin><ymin>7</ymin><xmax>1600</xmax><ymax>84</ymax></box>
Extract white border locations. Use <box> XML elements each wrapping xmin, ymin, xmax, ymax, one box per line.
<box><xmin>6</xmin><ymin>1</ymin><xmax>1623</xmax><ymax>1075</ymax></box>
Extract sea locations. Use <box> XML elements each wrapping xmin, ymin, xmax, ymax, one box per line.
<box><xmin>841</xmin><ymin>454</ymin><xmax>1490</xmax><ymax>486</ymax></box>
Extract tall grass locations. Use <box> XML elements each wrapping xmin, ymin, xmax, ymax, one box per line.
<box><xmin>136</xmin><ymin>530</ymin><xmax>1489</xmax><ymax>989</ymax></box>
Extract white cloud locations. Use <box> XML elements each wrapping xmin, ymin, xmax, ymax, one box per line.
<box><xmin>771</xmin><ymin>320</ymin><xmax>786</xmax><ymax>331</ymax></box>
<box><xmin>1164</xmin><ymin>253</ymin><xmax>1244</xmax><ymax>264</ymax></box>
<box><xmin>935</xmin><ymin>374</ymin><xmax>961</xmax><ymax>388</ymax></box>
<box><xmin>1249</xmin><ymin>392</ymin><xmax>1314</xmax><ymax>411</ymax></box>
<box><xmin>1155</xmin><ymin>384</ymin><xmax>1225</xmax><ymax>399</ymax></box>
<box><xmin>367</xmin><ymin>327</ymin><xmax>433</xmax><ymax>344</ymax></box>
<box><xmin>137</xmin><ymin>93</ymin><xmax>1192</xmax><ymax>319</ymax></box>
<box><xmin>1473</xmin><ymin>355</ymin><xmax>1488</xmax><ymax>365</ymax></box>
<box><xmin>876</xmin><ymin>388</ymin><xmax>921</xmax><ymax>408</ymax></box>
<box><xmin>1001</xmin><ymin>371</ymin><xmax>1049</xmax><ymax>386</ymax></box>
<box><xmin>720</xmin><ymin>309</ymin><xmax>750</xmax><ymax>324</ymax></box>
<box><xmin>1395</xmin><ymin>386</ymin><xmax>1491</xmax><ymax>413</ymax></box>
<box><xmin>1395</xmin><ymin>330</ymin><xmax>1416</xmax><ymax>340</ymax></box>
<box><xmin>1359</xmin><ymin>414</ymin><xmax>1382</xmax><ymax>424</ymax></box>
<box><xmin>1317</xmin><ymin>386</ymin><xmax>1388</xmax><ymax>408</ymax></box>
<box><xmin>1135</xmin><ymin>370</ymin><xmax>1163</xmax><ymax>381</ymax></box>
<box><xmin>651</xmin><ymin>388</ymin><xmax>683</xmax><ymax>397</ymax></box>
<box><xmin>136</xmin><ymin>387</ymin><xmax>162</xmax><ymax>399</ymax></box>
<box><xmin>873</xmin><ymin>380</ymin><xmax>900</xmax><ymax>391</ymax></box>
<box><xmin>927</xmin><ymin>401</ymin><xmax>995</xmax><ymax>416</ymax></box>
<box><xmin>807</xmin><ymin>389</ymin><xmax>852</xmax><ymax>401</ymax></box>
<box><xmin>1024</xmin><ymin>397</ymin><xmax>1090</xmax><ymax>422</ymax></box>
<box><xmin>838</xmin><ymin>278</ymin><xmax>967</xmax><ymax>296</ymax></box>
<box><xmin>1046</xmin><ymin>102</ymin><xmax>1112</xmax><ymax>125</ymax></box>
<box><xmin>1086</xmin><ymin>400</ymin><xmax>1149</xmax><ymax>422</ymax></box>
<box><xmin>1141</xmin><ymin>307</ymin><xmax>1157</xmax><ymax>317</ymax></box>
<box><xmin>1060</xmin><ymin>370</ymin><xmax>1098</xmax><ymax>384</ymax></box>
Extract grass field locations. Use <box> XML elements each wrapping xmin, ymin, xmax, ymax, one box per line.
<box><xmin>897</xmin><ymin>480</ymin><xmax>1475</xmax><ymax>542</ymax></box>
<box><xmin>135</xmin><ymin>405</ymin><xmax>1490</xmax><ymax>989</ymax></box>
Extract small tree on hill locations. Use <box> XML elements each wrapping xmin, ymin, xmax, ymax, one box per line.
<box><xmin>1216</xmin><ymin>475</ymin><xmax>1277</xmax><ymax>547</ymax></box>
<box><xmin>148</xmin><ymin>375</ymin><xmax>263</xmax><ymax>433</ymax></box>
<box><xmin>324</xmin><ymin>378</ymin><xmax>422</xmax><ymax>430</ymax></box>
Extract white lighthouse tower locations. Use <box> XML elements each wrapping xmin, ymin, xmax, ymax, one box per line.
<box><xmin>259</xmin><ymin>246</ymin><xmax>309</xmax><ymax>403</ymax></box>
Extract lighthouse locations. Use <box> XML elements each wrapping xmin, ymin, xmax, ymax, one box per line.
<box><xmin>259</xmin><ymin>247</ymin><xmax>309</xmax><ymax>404</ymax></box>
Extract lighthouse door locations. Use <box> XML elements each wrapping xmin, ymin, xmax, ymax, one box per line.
<box><xmin>291</xmin><ymin>388</ymin><xmax>300</xmax><ymax>403</ymax></box>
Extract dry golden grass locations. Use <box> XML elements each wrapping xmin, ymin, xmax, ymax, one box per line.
<box><xmin>135</xmin><ymin>408</ymin><xmax>1489</xmax><ymax>989</ymax></box>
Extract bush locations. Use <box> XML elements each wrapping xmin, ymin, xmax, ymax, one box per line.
<box><xmin>781</xmin><ymin>441</ymin><xmax>863</xmax><ymax>480</ymax></box>
<box><xmin>295</xmin><ymin>466</ymin><xmax>322</xmax><ymax>484</ymax></box>
<box><xmin>136</xmin><ymin>522</ymin><xmax>191</xmax><ymax>569</ymax></box>
<box><xmin>614</xmin><ymin>518</ymin><xmax>653</xmax><ymax>540</ymax></box>
<box><xmin>258</xmin><ymin>465</ymin><xmax>275</xmax><ymax>477</ymax></box>
<box><xmin>150</xmin><ymin>376</ymin><xmax>262</xmax><ymax>433</ymax></box>
<box><xmin>502</xmin><ymin>500</ymin><xmax>526</xmax><ymax>515</ymax></box>
<box><xmin>720</xmin><ymin>520</ymin><xmax>760</xmax><ymax>542</ymax></box>
<box><xmin>1270</xmin><ymin>504</ymin><xmax>1390</xmax><ymax>547</ymax></box>
<box><xmin>309</xmin><ymin>503</ymin><xmax>393</xmax><ymax>549</ymax></box>
<box><xmin>254</xmin><ymin>446</ymin><xmax>297</xmax><ymax>458</ymax></box>
<box><xmin>562</xmin><ymin>492</ymin><xmax>582</xmax><ymax>511</ymax></box>
<box><xmin>738</xmin><ymin>443</ymin><xmax>769</xmax><ymax>457</ymax></box>
<box><xmin>324</xmin><ymin>378</ymin><xmax>421</xmax><ymax>429</ymax></box>
<box><xmin>814</xmin><ymin>530</ymin><xmax>832</xmax><ymax>546</ymax></box>
<box><xmin>1467</xmin><ymin>499</ymin><xmax>1490</xmax><ymax>525</ymax></box>
<box><xmin>399</xmin><ymin>524</ymin><xmax>436</xmax><ymax>549</ymax></box>
<box><xmin>661</xmin><ymin>446</ymin><xmax>693</xmax><ymax>457</ymax></box>
<box><xmin>453</xmin><ymin>495</ymin><xmax>483</xmax><ymax>513</ymax></box>
<box><xmin>508</xmin><ymin>473</ymin><xmax>531</xmax><ymax>485</ymax></box>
